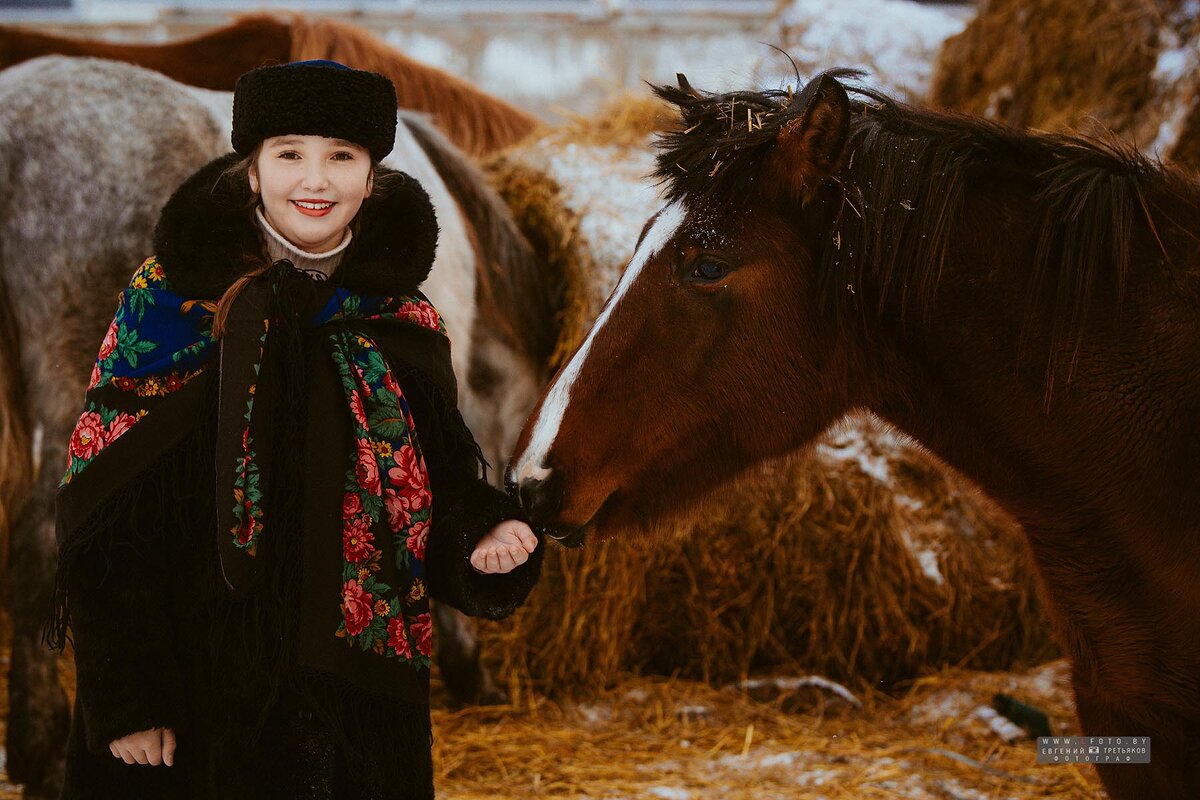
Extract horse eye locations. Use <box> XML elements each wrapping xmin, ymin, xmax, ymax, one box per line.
<box><xmin>690</xmin><ymin>259</ymin><xmax>728</xmax><ymax>282</ymax></box>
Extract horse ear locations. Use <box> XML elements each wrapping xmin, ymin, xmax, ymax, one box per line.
<box><xmin>770</xmin><ymin>75</ymin><xmax>850</xmax><ymax>201</ymax></box>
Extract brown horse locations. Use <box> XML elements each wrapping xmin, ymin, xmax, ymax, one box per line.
<box><xmin>510</xmin><ymin>71</ymin><xmax>1200</xmax><ymax>799</ymax></box>
<box><xmin>0</xmin><ymin>14</ymin><xmax>540</xmax><ymax>157</ymax></box>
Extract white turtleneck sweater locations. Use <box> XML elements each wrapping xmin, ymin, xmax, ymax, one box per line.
<box><xmin>255</xmin><ymin>205</ymin><xmax>353</xmax><ymax>278</ymax></box>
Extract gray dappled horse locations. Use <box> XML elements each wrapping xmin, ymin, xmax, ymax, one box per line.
<box><xmin>0</xmin><ymin>56</ymin><xmax>557</xmax><ymax>796</ymax></box>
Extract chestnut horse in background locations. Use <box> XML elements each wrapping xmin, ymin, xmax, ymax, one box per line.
<box><xmin>0</xmin><ymin>14</ymin><xmax>540</xmax><ymax>157</ymax></box>
<box><xmin>511</xmin><ymin>71</ymin><xmax>1200</xmax><ymax>799</ymax></box>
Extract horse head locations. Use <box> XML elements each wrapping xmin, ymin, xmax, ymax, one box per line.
<box><xmin>510</xmin><ymin>71</ymin><xmax>861</xmax><ymax>546</ymax></box>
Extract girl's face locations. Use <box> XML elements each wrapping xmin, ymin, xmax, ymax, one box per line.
<box><xmin>249</xmin><ymin>134</ymin><xmax>373</xmax><ymax>253</ymax></box>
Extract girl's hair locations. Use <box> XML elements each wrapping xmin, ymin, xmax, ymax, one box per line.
<box><xmin>210</xmin><ymin>143</ymin><xmax>403</xmax><ymax>338</ymax></box>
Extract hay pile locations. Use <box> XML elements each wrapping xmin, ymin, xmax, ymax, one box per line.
<box><xmin>481</xmin><ymin>94</ymin><xmax>1055</xmax><ymax>698</ymax></box>
<box><xmin>432</xmin><ymin>661</ymin><xmax>1102</xmax><ymax>799</ymax></box>
<box><xmin>484</xmin><ymin>95</ymin><xmax>665</xmax><ymax>368</ymax></box>
<box><xmin>479</xmin><ymin>420</ymin><xmax>1054</xmax><ymax>698</ymax></box>
<box><xmin>930</xmin><ymin>0</ymin><xmax>1200</xmax><ymax>168</ymax></box>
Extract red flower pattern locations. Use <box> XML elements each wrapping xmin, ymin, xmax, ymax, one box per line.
<box><xmin>97</xmin><ymin>321</ymin><xmax>118</xmax><ymax>361</ymax></box>
<box><xmin>388</xmin><ymin>444</ymin><xmax>424</xmax><ymax>491</ymax></box>
<box><xmin>405</xmin><ymin>519</ymin><xmax>429</xmax><ymax>561</ymax></box>
<box><xmin>343</xmin><ymin>517</ymin><xmax>376</xmax><ymax>563</ymax></box>
<box><xmin>342</xmin><ymin>580</ymin><xmax>374</xmax><ymax>637</ymax></box>
<box><xmin>411</xmin><ymin>613</ymin><xmax>433</xmax><ymax>657</ymax></box>
<box><xmin>355</xmin><ymin>439</ymin><xmax>381</xmax><ymax>494</ymax></box>
<box><xmin>107</xmin><ymin>413</ymin><xmax>136</xmax><ymax>442</ymax></box>
<box><xmin>386</xmin><ymin>617</ymin><xmax>412</xmax><ymax>659</ymax></box>
<box><xmin>235</xmin><ymin>500</ymin><xmax>256</xmax><ymax>545</ymax></box>
<box><xmin>397</xmin><ymin>302</ymin><xmax>441</xmax><ymax>332</ymax></box>
<box><xmin>384</xmin><ymin>485</ymin><xmax>428</xmax><ymax>531</ymax></box>
<box><xmin>349</xmin><ymin>391</ymin><xmax>368</xmax><ymax>428</ymax></box>
<box><xmin>343</xmin><ymin>492</ymin><xmax>363</xmax><ymax>519</ymax></box>
<box><xmin>69</xmin><ymin>412</ymin><xmax>105</xmax><ymax>461</ymax></box>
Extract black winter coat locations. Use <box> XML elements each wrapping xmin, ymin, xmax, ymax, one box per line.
<box><xmin>51</xmin><ymin>155</ymin><xmax>542</xmax><ymax>800</ymax></box>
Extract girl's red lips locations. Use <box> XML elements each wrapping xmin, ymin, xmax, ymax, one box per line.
<box><xmin>291</xmin><ymin>199</ymin><xmax>335</xmax><ymax>218</ymax></box>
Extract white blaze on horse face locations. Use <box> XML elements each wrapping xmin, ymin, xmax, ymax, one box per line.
<box><xmin>514</xmin><ymin>200</ymin><xmax>686</xmax><ymax>484</ymax></box>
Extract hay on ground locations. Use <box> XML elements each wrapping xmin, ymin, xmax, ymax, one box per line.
<box><xmin>432</xmin><ymin>663</ymin><xmax>1102</xmax><ymax>799</ymax></box>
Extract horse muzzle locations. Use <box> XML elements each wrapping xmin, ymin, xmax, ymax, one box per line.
<box><xmin>505</xmin><ymin>463</ymin><xmax>588</xmax><ymax>548</ymax></box>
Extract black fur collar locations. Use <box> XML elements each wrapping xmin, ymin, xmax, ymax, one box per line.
<box><xmin>153</xmin><ymin>153</ymin><xmax>439</xmax><ymax>299</ymax></box>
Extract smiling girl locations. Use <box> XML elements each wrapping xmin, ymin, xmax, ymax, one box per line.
<box><xmin>48</xmin><ymin>60</ymin><xmax>540</xmax><ymax>799</ymax></box>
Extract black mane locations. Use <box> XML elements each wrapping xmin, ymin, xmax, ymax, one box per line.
<box><xmin>652</xmin><ymin>71</ymin><xmax>1198</xmax><ymax>388</ymax></box>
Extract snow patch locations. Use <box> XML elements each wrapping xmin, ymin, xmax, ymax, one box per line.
<box><xmin>763</xmin><ymin>0</ymin><xmax>973</xmax><ymax>99</ymax></box>
<box><xmin>733</xmin><ymin>675</ymin><xmax>862</xmax><ymax>707</ymax></box>
<box><xmin>907</xmin><ymin>688</ymin><xmax>975</xmax><ymax>726</ymax></box>
<box><xmin>816</xmin><ymin>425</ymin><xmax>893</xmax><ymax>483</ymax></box>
<box><xmin>901</xmin><ymin>530</ymin><xmax>945</xmax><ymax>586</ymax></box>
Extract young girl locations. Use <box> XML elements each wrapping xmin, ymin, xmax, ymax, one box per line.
<box><xmin>48</xmin><ymin>60</ymin><xmax>541</xmax><ymax>799</ymax></box>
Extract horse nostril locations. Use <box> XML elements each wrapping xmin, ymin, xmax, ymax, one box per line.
<box><xmin>503</xmin><ymin>464</ymin><xmax>517</xmax><ymax>498</ymax></box>
<box><xmin>518</xmin><ymin>470</ymin><xmax>562</xmax><ymax>520</ymax></box>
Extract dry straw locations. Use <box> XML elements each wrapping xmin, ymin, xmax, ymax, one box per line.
<box><xmin>430</xmin><ymin>664</ymin><xmax>1103</xmax><ymax>799</ymax></box>
<box><xmin>930</xmin><ymin>0</ymin><xmax>1200</xmax><ymax>168</ymax></box>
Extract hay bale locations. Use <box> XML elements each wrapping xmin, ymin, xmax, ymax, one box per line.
<box><xmin>482</xmin><ymin>418</ymin><xmax>1053</xmax><ymax>696</ymax></box>
<box><xmin>488</xmin><ymin>95</ymin><xmax>666</xmax><ymax>368</ymax></box>
<box><xmin>482</xmin><ymin>91</ymin><xmax>1052</xmax><ymax>698</ymax></box>
<box><xmin>930</xmin><ymin>0</ymin><xmax>1200</xmax><ymax>168</ymax></box>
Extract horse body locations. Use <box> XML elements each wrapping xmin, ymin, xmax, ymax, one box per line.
<box><xmin>0</xmin><ymin>16</ymin><xmax>291</xmax><ymax>90</ymax></box>
<box><xmin>512</xmin><ymin>73</ymin><xmax>1200</xmax><ymax>798</ymax></box>
<box><xmin>0</xmin><ymin>14</ymin><xmax>541</xmax><ymax>157</ymax></box>
<box><xmin>0</xmin><ymin>55</ymin><xmax>549</xmax><ymax>795</ymax></box>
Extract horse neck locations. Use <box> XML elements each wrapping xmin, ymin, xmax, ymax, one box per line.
<box><xmin>852</xmin><ymin>164</ymin><xmax>1200</xmax><ymax>538</ymax></box>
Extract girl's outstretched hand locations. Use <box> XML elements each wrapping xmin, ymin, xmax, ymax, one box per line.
<box><xmin>470</xmin><ymin>520</ymin><xmax>538</xmax><ymax>574</ymax></box>
<box><xmin>110</xmin><ymin>727</ymin><xmax>176</xmax><ymax>766</ymax></box>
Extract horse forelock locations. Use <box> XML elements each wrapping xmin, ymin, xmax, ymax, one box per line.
<box><xmin>651</xmin><ymin>68</ymin><xmax>864</xmax><ymax>206</ymax></box>
<box><xmin>514</xmin><ymin>200</ymin><xmax>686</xmax><ymax>483</ymax></box>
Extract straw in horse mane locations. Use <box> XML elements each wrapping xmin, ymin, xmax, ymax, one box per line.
<box><xmin>929</xmin><ymin>0</ymin><xmax>1200</xmax><ymax>169</ymax></box>
<box><xmin>288</xmin><ymin>15</ymin><xmax>543</xmax><ymax>158</ymax></box>
<box><xmin>652</xmin><ymin>69</ymin><xmax>1192</xmax><ymax>392</ymax></box>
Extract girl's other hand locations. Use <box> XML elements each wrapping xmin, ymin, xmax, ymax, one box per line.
<box><xmin>470</xmin><ymin>520</ymin><xmax>538</xmax><ymax>574</ymax></box>
<box><xmin>109</xmin><ymin>727</ymin><xmax>176</xmax><ymax>766</ymax></box>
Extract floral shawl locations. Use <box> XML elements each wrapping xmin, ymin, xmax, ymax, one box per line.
<box><xmin>59</xmin><ymin>255</ymin><xmax>449</xmax><ymax>670</ymax></box>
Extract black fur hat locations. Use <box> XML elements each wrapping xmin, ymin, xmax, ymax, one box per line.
<box><xmin>231</xmin><ymin>60</ymin><xmax>397</xmax><ymax>161</ymax></box>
